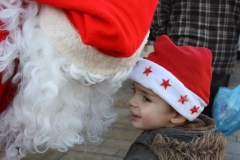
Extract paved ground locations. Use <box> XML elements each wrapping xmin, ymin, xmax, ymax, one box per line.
<box><xmin>1</xmin><ymin>47</ymin><xmax>240</xmax><ymax>160</ymax></box>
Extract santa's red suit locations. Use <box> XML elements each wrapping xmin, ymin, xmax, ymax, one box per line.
<box><xmin>0</xmin><ymin>0</ymin><xmax>158</xmax><ymax>159</ymax></box>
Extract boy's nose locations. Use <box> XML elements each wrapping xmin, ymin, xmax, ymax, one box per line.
<box><xmin>128</xmin><ymin>95</ymin><xmax>137</xmax><ymax>108</ymax></box>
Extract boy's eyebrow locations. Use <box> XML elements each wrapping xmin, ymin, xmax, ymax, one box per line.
<box><xmin>145</xmin><ymin>90</ymin><xmax>157</xmax><ymax>97</ymax></box>
<box><xmin>132</xmin><ymin>82</ymin><xmax>156</xmax><ymax>97</ymax></box>
<box><xmin>139</xmin><ymin>86</ymin><xmax>157</xmax><ymax>97</ymax></box>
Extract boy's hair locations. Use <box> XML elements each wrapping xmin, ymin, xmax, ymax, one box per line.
<box><xmin>129</xmin><ymin>35</ymin><xmax>212</xmax><ymax>121</ymax></box>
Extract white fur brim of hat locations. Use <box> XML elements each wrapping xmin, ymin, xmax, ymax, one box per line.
<box><xmin>39</xmin><ymin>5</ymin><xmax>148</xmax><ymax>76</ymax></box>
<box><xmin>129</xmin><ymin>58</ymin><xmax>207</xmax><ymax>121</ymax></box>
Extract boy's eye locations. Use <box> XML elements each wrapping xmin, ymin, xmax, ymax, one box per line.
<box><xmin>144</xmin><ymin>96</ymin><xmax>151</xmax><ymax>102</ymax></box>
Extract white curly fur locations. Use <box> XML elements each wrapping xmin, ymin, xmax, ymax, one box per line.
<box><xmin>0</xmin><ymin>0</ymin><xmax>133</xmax><ymax>159</ymax></box>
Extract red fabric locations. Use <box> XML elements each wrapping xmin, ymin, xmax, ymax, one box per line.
<box><xmin>0</xmin><ymin>30</ymin><xmax>7</xmax><ymax>42</ymax></box>
<box><xmin>147</xmin><ymin>35</ymin><xmax>212</xmax><ymax>104</ymax></box>
<box><xmin>0</xmin><ymin>21</ymin><xmax>15</xmax><ymax>113</ymax></box>
<box><xmin>34</xmin><ymin>0</ymin><xmax>158</xmax><ymax>58</ymax></box>
<box><xmin>0</xmin><ymin>72</ymin><xmax>18</xmax><ymax>113</ymax></box>
<box><xmin>0</xmin><ymin>21</ymin><xmax>8</xmax><ymax>42</ymax></box>
<box><xmin>0</xmin><ymin>22</ymin><xmax>18</xmax><ymax>112</ymax></box>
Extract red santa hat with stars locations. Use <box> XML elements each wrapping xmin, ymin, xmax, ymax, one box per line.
<box><xmin>129</xmin><ymin>35</ymin><xmax>212</xmax><ymax>121</ymax></box>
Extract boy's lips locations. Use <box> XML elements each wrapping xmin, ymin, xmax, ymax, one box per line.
<box><xmin>130</xmin><ymin>111</ymin><xmax>141</xmax><ymax>120</ymax></box>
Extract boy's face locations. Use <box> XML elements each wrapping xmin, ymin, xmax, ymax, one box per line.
<box><xmin>128</xmin><ymin>81</ymin><xmax>174</xmax><ymax>130</ymax></box>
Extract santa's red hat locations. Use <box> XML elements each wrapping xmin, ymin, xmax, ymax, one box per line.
<box><xmin>129</xmin><ymin>35</ymin><xmax>212</xmax><ymax>121</ymax></box>
<box><xmin>33</xmin><ymin>0</ymin><xmax>158</xmax><ymax>76</ymax></box>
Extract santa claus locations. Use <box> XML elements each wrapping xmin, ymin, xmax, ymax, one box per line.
<box><xmin>0</xmin><ymin>0</ymin><xmax>157</xmax><ymax>159</ymax></box>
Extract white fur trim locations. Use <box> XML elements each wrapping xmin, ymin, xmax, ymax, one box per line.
<box><xmin>39</xmin><ymin>5</ymin><xmax>148</xmax><ymax>76</ymax></box>
<box><xmin>129</xmin><ymin>58</ymin><xmax>207</xmax><ymax>121</ymax></box>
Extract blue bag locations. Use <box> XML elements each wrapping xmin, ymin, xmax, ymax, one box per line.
<box><xmin>212</xmin><ymin>85</ymin><xmax>240</xmax><ymax>136</ymax></box>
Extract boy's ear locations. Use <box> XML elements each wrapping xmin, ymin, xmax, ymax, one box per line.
<box><xmin>170</xmin><ymin>112</ymin><xmax>186</xmax><ymax>124</ymax></box>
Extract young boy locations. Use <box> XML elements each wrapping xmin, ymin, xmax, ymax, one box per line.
<box><xmin>124</xmin><ymin>35</ymin><xmax>226</xmax><ymax>160</ymax></box>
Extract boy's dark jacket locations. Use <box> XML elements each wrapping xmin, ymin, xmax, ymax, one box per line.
<box><xmin>124</xmin><ymin>114</ymin><xmax>226</xmax><ymax>160</ymax></box>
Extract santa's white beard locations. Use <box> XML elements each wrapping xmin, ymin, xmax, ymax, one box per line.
<box><xmin>0</xmin><ymin>0</ymin><xmax>133</xmax><ymax>159</ymax></box>
<box><xmin>0</xmin><ymin>67</ymin><xmax>131</xmax><ymax>159</ymax></box>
